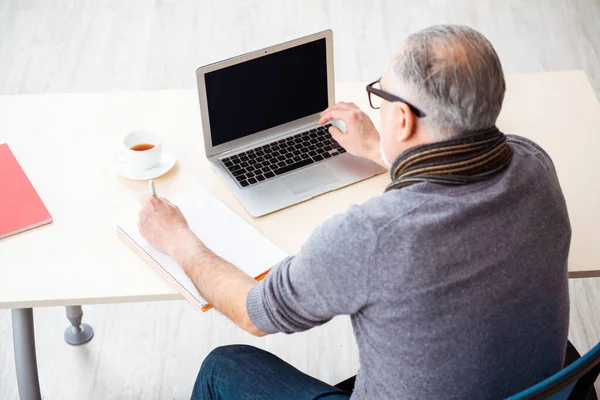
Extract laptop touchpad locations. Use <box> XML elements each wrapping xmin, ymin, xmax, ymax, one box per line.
<box><xmin>283</xmin><ymin>165</ymin><xmax>339</xmax><ymax>198</ymax></box>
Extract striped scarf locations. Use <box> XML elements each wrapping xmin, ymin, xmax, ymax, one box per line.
<box><xmin>385</xmin><ymin>126</ymin><xmax>513</xmax><ymax>192</ymax></box>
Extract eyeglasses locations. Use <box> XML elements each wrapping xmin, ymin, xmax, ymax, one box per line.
<box><xmin>366</xmin><ymin>78</ymin><xmax>426</xmax><ymax>118</ymax></box>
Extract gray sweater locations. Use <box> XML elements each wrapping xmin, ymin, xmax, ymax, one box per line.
<box><xmin>246</xmin><ymin>135</ymin><xmax>571</xmax><ymax>399</ymax></box>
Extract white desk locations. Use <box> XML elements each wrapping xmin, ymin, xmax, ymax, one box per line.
<box><xmin>1</xmin><ymin>71</ymin><xmax>599</xmax><ymax>399</ymax></box>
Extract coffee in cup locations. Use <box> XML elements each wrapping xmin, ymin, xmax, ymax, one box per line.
<box><xmin>119</xmin><ymin>130</ymin><xmax>163</xmax><ymax>170</ymax></box>
<box><xmin>130</xmin><ymin>143</ymin><xmax>156</xmax><ymax>151</ymax></box>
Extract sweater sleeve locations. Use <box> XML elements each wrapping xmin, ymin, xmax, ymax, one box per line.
<box><xmin>245</xmin><ymin>205</ymin><xmax>376</xmax><ymax>334</ymax></box>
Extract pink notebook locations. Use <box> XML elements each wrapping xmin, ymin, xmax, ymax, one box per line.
<box><xmin>0</xmin><ymin>144</ymin><xmax>53</xmax><ymax>240</ymax></box>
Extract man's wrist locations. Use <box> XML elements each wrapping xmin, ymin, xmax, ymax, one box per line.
<box><xmin>368</xmin><ymin>139</ymin><xmax>388</xmax><ymax>169</ymax></box>
<box><xmin>169</xmin><ymin>228</ymin><xmax>206</xmax><ymax>268</ymax></box>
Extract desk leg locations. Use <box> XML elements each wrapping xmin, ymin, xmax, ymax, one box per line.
<box><xmin>64</xmin><ymin>305</ymin><xmax>94</xmax><ymax>345</ymax></box>
<box><xmin>11</xmin><ymin>308</ymin><xmax>42</xmax><ymax>400</ymax></box>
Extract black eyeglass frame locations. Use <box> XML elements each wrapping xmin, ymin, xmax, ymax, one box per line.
<box><xmin>366</xmin><ymin>78</ymin><xmax>427</xmax><ymax>118</ymax></box>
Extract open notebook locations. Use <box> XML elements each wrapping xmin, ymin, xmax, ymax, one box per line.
<box><xmin>117</xmin><ymin>187</ymin><xmax>288</xmax><ymax>312</ymax></box>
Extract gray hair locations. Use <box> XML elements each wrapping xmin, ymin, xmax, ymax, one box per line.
<box><xmin>392</xmin><ymin>25</ymin><xmax>505</xmax><ymax>138</ymax></box>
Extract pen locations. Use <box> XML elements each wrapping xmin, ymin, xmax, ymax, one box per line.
<box><xmin>149</xmin><ymin>180</ymin><xmax>156</xmax><ymax>197</ymax></box>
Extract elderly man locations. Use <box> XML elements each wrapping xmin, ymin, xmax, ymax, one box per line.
<box><xmin>138</xmin><ymin>25</ymin><xmax>570</xmax><ymax>399</ymax></box>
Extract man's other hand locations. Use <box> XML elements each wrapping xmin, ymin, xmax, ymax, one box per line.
<box><xmin>318</xmin><ymin>102</ymin><xmax>385</xmax><ymax>167</ymax></box>
<box><xmin>138</xmin><ymin>195</ymin><xmax>200</xmax><ymax>261</ymax></box>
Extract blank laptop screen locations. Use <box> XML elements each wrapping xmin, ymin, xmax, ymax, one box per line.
<box><xmin>205</xmin><ymin>38</ymin><xmax>328</xmax><ymax>146</ymax></box>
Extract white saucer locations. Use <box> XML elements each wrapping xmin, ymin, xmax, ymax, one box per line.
<box><xmin>114</xmin><ymin>152</ymin><xmax>177</xmax><ymax>180</ymax></box>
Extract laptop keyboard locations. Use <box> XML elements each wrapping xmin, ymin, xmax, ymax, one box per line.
<box><xmin>220</xmin><ymin>124</ymin><xmax>347</xmax><ymax>188</ymax></box>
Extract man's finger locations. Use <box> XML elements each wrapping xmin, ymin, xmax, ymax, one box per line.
<box><xmin>318</xmin><ymin>108</ymin><xmax>353</xmax><ymax>125</ymax></box>
<box><xmin>139</xmin><ymin>204</ymin><xmax>155</xmax><ymax>223</ymax></box>
<box><xmin>139</xmin><ymin>194</ymin><xmax>153</xmax><ymax>206</ymax></box>
<box><xmin>319</xmin><ymin>107</ymin><xmax>338</xmax><ymax>120</ymax></box>
<box><xmin>319</xmin><ymin>103</ymin><xmax>343</xmax><ymax>116</ymax></box>
<box><xmin>317</xmin><ymin>114</ymin><xmax>331</xmax><ymax>125</ymax></box>
<box><xmin>329</xmin><ymin>126</ymin><xmax>346</xmax><ymax>144</ymax></box>
<box><xmin>161</xmin><ymin>197</ymin><xmax>175</xmax><ymax>206</ymax></box>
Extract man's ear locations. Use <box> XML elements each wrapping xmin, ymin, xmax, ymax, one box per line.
<box><xmin>394</xmin><ymin>102</ymin><xmax>417</xmax><ymax>143</ymax></box>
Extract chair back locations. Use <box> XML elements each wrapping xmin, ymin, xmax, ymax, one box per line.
<box><xmin>506</xmin><ymin>341</ymin><xmax>600</xmax><ymax>400</ymax></box>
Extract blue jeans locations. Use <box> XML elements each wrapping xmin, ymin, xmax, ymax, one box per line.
<box><xmin>191</xmin><ymin>345</ymin><xmax>352</xmax><ymax>400</ymax></box>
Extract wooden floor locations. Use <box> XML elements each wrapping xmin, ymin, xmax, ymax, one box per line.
<box><xmin>0</xmin><ymin>0</ymin><xmax>599</xmax><ymax>398</ymax></box>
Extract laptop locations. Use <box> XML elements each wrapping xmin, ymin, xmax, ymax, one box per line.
<box><xmin>195</xmin><ymin>30</ymin><xmax>385</xmax><ymax>217</ymax></box>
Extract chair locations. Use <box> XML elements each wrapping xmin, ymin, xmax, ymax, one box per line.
<box><xmin>334</xmin><ymin>341</ymin><xmax>600</xmax><ymax>399</ymax></box>
<box><xmin>506</xmin><ymin>341</ymin><xmax>600</xmax><ymax>400</ymax></box>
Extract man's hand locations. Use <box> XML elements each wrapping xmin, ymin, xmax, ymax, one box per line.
<box><xmin>137</xmin><ymin>194</ymin><xmax>265</xmax><ymax>336</ymax></box>
<box><xmin>137</xmin><ymin>194</ymin><xmax>202</xmax><ymax>262</ymax></box>
<box><xmin>318</xmin><ymin>102</ymin><xmax>386</xmax><ymax>168</ymax></box>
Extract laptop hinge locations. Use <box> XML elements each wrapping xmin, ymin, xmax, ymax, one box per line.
<box><xmin>219</xmin><ymin>149</ymin><xmax>234</xmax><ymax>156</ymax></box>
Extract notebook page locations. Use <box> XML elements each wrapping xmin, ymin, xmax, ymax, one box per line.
<box><xmin>118</xmin><ymin>187</ymin><xmax>288</xmax><ymax>306</ymax></box>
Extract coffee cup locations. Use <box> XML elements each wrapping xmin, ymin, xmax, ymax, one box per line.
<box><xmin>117</xmin><ymin>130</ymin><xmax>163</xmax><ymax>170</ymax></box>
